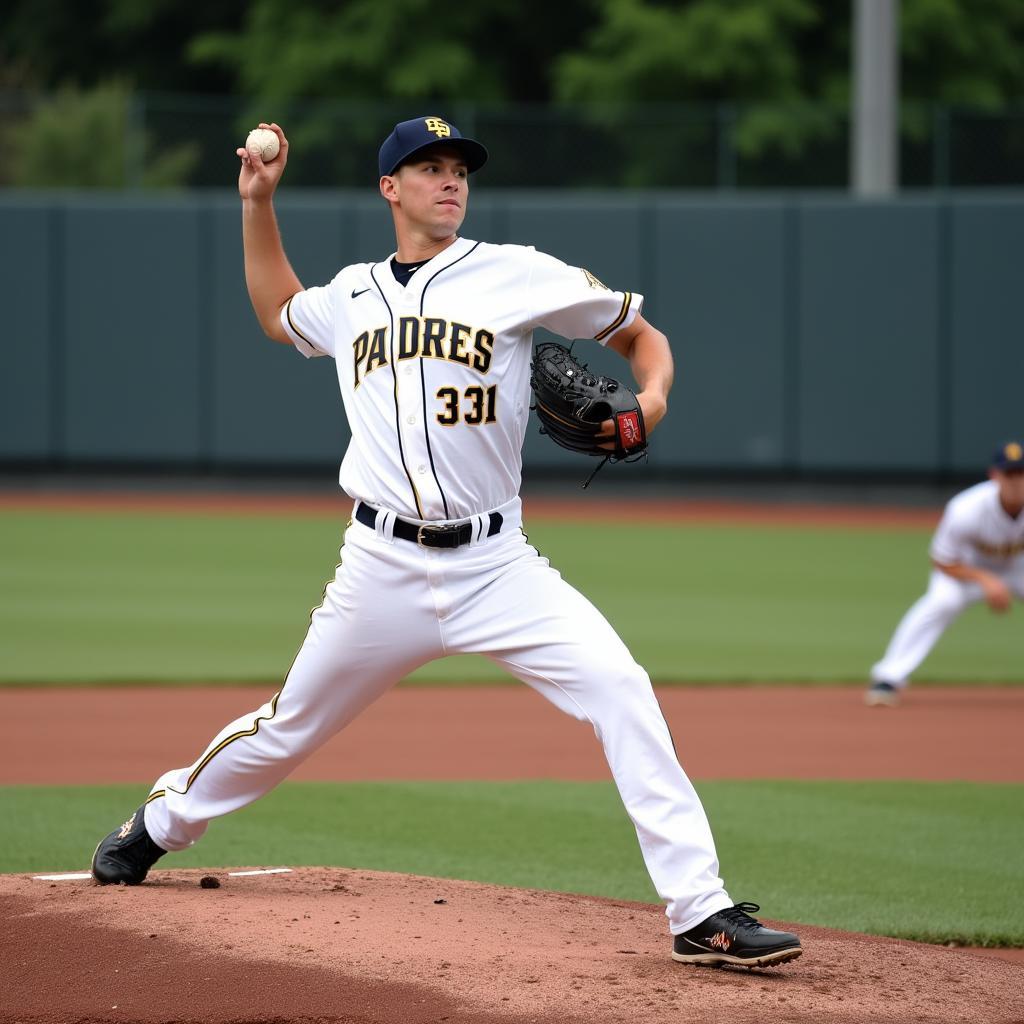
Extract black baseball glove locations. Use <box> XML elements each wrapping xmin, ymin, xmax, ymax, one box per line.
<box><xmin>529</xmin><ymin>341</ymin><xmax>648</xmax><ymax>467</ymax></box>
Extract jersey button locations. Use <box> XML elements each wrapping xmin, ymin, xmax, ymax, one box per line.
<box><xmin>417</xmin><ymin>465</ymin><xmax>427</xmax><ymax>474</ymax></box>
<box><xmin>407</xmin><ymin>415</ymin><xmax>417</xmax><ymax>425</ymax></box>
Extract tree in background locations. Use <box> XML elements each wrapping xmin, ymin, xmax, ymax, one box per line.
<box><xmin>0</xmin><ymin>0</ymin><xmax>242</xmax><ymax>94</ymax></box>
<box><xmin>552</xmin><ymin>0</ymin><xmax>844</xmax><ymax>184</ymax></box>
<box><xmin>186</xmin><ymin>0</ymin><xmax>596</xmax><ymax>104</ymax></box>
<box><xmin>555</xmin><ymin>0</ymin><xmax>1024</xmax><ymax>183</ymax></box>
<box><xmin>2</xmin><ymin>0</ymin><xmax>1022</xmax><ymax>187</ymax></box>
<box><xmin>4</xmin><ymin>82</ymin><xmax>199</xmax><ymax>189</ymax></box>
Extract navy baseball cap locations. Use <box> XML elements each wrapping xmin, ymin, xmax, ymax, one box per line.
<box><xmin>378</xmin><ymin>116</ymin><xmax>488</xmax><ymax>177</ymax></box>
<box><xmin>992</xmin><ymin>441</ymin><xmax>1024</xmax><ymax>470</ymax></box>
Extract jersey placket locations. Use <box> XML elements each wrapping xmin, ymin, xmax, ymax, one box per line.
<box><xmin>394</xmin><ymin>287</ymin><xmax>446</xmax><ymax>520</ymax></box>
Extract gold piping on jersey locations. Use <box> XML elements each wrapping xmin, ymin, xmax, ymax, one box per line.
<box><xmin>595</xmin><ymin>292</ymin><xmax>632</xmax><ymax>341</ymax></box>
<box><xmin>370</xmin><ymin>263</ymin><xmax>426</xmax><ymax>519</ymax></box>
<box><xmin>391</xmin><ymin>350</ymin><xmax>423</xmax><ymax>516</ymax></box>
<box><xmin>416</xmin><ymin>241</ymin><xmax>483</xmax><ymax>520</ymax></box>
<box><xmin>158</xmin><ymin>690</ymin><xmax>283</xmax><ymax>797</ymax></box>
<box><xmin>147</xmin><ymin>560</ymin><xmax>345</xmax><ymax>804</ymax></box>
<box><xmin>285</xmin><ymin>295</ymin><xmax>317</xmax><ymax>351</ymax></box>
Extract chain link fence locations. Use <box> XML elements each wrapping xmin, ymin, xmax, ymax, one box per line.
<box><xmin>1</xmin><ymin>90</ymin><xmax>1022</xmax><ymax>190</ymax></box>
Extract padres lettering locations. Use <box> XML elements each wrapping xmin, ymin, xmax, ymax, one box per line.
<box><xmin>352</xmin><ymin>317</ymin><xmax>495</xmax><ymax>386</ymax></box>
<box><xmin>972</xmin><ymin>538</ymin><xmax>1024</xmax><ymax>559</ymax></box>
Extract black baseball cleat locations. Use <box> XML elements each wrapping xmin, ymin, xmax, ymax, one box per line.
<box><xmin>91</xmin><ymin>804</ymin><xmax>168</xmax><ymax>885</ymax></box>
<box><xmin>672</xmin><ymin>902</ymin><xmax>802</xmax><ymax>967</ymax></box>
<box><xmin>865</xmin><ymin>681</ymin><xmax>900</xmax><ymax>707</ymax></box>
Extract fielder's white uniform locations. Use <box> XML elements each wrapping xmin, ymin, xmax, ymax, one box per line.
<box><xmin>144</xmin><ymin>238</ymin><xmax>733</xmax><ymax>933</ymax></box>
<box><xmin>871</xmin><ymin>479</ymin><xmax>1024</xmax><ymax>687</ymax></box>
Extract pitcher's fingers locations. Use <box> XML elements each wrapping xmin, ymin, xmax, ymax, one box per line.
<box><xmin>264</xmin><ymin>123</ymin><xmax>288</xmax><ymax>148</ymax></box>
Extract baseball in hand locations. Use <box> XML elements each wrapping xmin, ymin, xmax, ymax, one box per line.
<box><xmin>246</xmin><ymin>128</ymin><xmax>280</xmax><ymax>162</ymax></box>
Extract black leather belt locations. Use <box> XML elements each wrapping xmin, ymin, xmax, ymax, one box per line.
<box><xmin>355</xmin><ymin>502</ymin><xmax>503</xmax><ymax>549</ymax></box>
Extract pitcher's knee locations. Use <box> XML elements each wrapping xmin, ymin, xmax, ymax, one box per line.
<box><xmin>924</xmin><ymin>592</ymin><xmax>970</xmax><ymax>621</ymax></box>
<box><xmin>579</xmin><ymin>655</ymin><xmax>651</xmax><ymax>694</ymax></box>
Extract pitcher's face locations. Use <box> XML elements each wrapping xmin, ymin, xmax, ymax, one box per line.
<box><xmin>381</xmin><ymin>147</ymin><xmax>468</xmax><ymax>240</ymax></box>
<box><xmin>992</xmin><ymin>467</ymin><xmax>1024</xmax><ymax>511</ymax></box>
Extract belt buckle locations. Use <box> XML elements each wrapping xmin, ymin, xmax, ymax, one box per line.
<box><xmin>416</xmin><ymin>523</ymin><xmax>461</xmax><ymax>548</ymax></box>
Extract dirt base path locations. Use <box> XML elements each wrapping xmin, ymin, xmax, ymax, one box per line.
<box><xmin>2</xmin><ymin>685</ymin><xmax>1021</xmax><ymax>785</ymax></box>
<box><xmin>5</xmin><ymin>867</ymin><xmax>1022</xmax><ymax>1024</ymax></box>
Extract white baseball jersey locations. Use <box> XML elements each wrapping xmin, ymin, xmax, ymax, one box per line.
<box><xmin>279</xmin><ymin>238</ymin><xmax>643</xmax><ymax>521</ymax></box>
<box><xmin>930</xmin><ymin>480</ymin><xmax>1024</xmax><ymax>571</ymax></box>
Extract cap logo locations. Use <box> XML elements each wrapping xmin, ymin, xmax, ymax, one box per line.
<box><xmin>424</xmin><ymin>118</ymin><xmax>452</xmax><ymax>139</ymax></box>
<box><xmin>1005</xmin><ymin>443</ymin><xmax>1023</xmax><ymax>462</ymax></box>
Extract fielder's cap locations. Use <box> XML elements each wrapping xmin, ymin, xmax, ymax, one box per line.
<box><xmin>991</xmin><ymin>441</ymin><xmax>1024</xmax><ymax>470</ymax></box>
<box><xmin>378</xmin><ymin>115</ymin><xmax>488</xmax><ymax>177</ymax></box>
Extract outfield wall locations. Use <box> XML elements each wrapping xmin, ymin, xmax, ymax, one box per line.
<box><xmin>1</xmin><ymin>191</ymin><xmax>1021</xmax><ymax>476</ymax></box>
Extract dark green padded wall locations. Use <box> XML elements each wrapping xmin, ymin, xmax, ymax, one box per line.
<box><xmin>948</xmin><ymin>198</ymin><xmax>1024</xmax><ymax>472</ymax></box>
<box><xmin>1</xmin><ymin>191</ymin><xmax>1021</xmax><ymax>477</ymax></box>
<box><xmin>797</xmin><ymin>200</ymin><xmax>942</xmax><ymax>472</ymax></box>
<box><xmin>652</xmin><ymin>200</ymin><xmax>789</xmax><ymax>469</ymax></box>
<box><xmin>0</xmin><ymin>203</ymin><xmax>54</xmax><ymax>458</ymax></box>
<box><xmin>60</xmin><ymin>200</ymin><xmax>204</xmax><ymax>460</ymax></box>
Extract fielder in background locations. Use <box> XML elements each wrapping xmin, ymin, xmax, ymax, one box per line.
<box><xmin>867</xmin><ymin>442</ymin><xmax>1024</xmax><ymax>707</ymax></box>
<box><xmin>91</xmin><ymin>115</ymin><xmax>802</xmax><ymax>968</ymax></box>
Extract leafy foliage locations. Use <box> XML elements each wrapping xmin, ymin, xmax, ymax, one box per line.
<box><xmin>6</xmin><ymin>82</ymin><xmax>198</xmax><ymax>188</ymax></box>
<box><xmin>902</xmin><ymin>0</ymin><xmax>1024</xmax><ymax>106</ymax></box>
<box><xmin>187</xmin><ymin>0</ymin><xmax>596</xmax><ymax>104</ymax></box>
<box><xmin>1</xmin><ymin>0</ymin><xmax>1022</xmax><ymax>186</ymax></box>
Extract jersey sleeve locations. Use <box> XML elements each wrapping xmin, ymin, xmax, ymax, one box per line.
<box><xmin>280</xmin><ymin>282</ymin><xmax>337</xmax><ymax>359</ymax></box>
<box><xmin>525</xmin><ymin>249</ymin><xmax>644</xmax><ymax>345</ymax></box>
<box><xmin>929</xmin><ymin>501</ymin><xmax>969</xmax><ymax>565</ymax></box>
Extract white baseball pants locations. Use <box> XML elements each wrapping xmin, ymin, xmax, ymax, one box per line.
<box><xmin>145</xmin><ymin>502</ymin><xmax>732</xmax><ymax>933</ymax></box>
<box><xmin>871</xmin><ymin>566</ymin><xmax>1024</xmax><ymax>687</ymax></box>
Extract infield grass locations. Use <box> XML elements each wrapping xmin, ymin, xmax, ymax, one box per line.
<box><xmin>2</xmin><ymin>779</ymin><xmax>1022</xmax><ymax>947</ymax></box>
<box><xmin>1</xmin><ymin>507</ymin><xmax>1022</xmax><ymax>684</ymax></box>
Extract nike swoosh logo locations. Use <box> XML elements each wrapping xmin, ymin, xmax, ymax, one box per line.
<box><xmin>351</xmin><ymin>288</ymin><xmax>371</xmax><ymax>299</ymax></box>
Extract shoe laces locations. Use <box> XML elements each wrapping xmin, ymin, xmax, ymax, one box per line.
<box><xmin>718</xmin><ymin>902</ymin><xmax>762</xmax><ymax>929</ymax></box>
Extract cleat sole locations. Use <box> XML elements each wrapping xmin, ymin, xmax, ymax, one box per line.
<box><xmin>672</xmin><ymin>945</ymin><xmax>803</xmax><ymax>968</ymax></box>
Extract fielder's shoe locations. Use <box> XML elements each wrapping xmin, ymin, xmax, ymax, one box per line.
<box><xmin>672</xmin><ymin>902</ymin><xmax>802</xmax><ymax>967</ymax></box>
<box><xmin>865</xmin><ymin>681</ymin><xmax>900</xmax><ymax>707</ymax></box>
<box><xmin>91</xmin><ymin>804</ymin><xmax>167</xmax><ymax>885</ymax></box>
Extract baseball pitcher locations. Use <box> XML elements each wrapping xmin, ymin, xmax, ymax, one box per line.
<box><xmin>91</xmin><ymin>116</ymin><xmax>802</xmax><ymax>968</ymax></box>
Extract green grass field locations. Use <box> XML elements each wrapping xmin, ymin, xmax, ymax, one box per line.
<box><xmin>3</xmin><ymin>780</ymin><xmax>1022</xmax><ymax>946</ymax></box>
<box><xmin>1</xmin><ymin>506</ymin><xmax>1021</xmax><ymax>684</ymax></box>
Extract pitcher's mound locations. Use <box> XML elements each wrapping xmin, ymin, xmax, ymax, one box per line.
<box><xmin>2</xmin><ymin>867</ymin><xmax>1020</xmax><ymax>1023</ymax></box>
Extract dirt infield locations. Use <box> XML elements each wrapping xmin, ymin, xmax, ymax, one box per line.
<box><xmin>2</xmin><ymin>684</ymin><xmax>1022</xmax><ymax>785</ymax></box>
<box><xmin>4</xmin><ymin>866</ymin><xmax>1023</xmax><ymax>1024</ymax></box>
<box><xmin>2</xmin><ymin>684</ymin><xmax>1023</xmax><ymax>1022</ymax></box>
